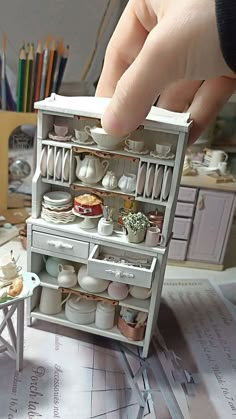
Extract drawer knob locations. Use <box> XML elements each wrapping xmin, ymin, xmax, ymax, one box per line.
<box><xmin>105</xmin><ymin>269</ymin><xmax>134</xmax><ymax>279</ymax></box>
<box><xmin>47</xmin><ymin>240</ymin><xmax>73</xmax><ymax>250</ymax></box>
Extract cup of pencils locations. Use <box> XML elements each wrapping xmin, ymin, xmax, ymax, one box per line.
<box><xmin>15</xmin><ymin>36</ymin><xmax>69</xmax><ymax>112</ymax></box>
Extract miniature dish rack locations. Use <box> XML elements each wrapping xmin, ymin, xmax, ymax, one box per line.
<box><xmin>27</xmin><ymin>94</ymin><xmax>191</xmax><ymax>358</ymax></box>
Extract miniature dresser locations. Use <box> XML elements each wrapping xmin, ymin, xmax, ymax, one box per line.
<box><xmin>27</xmin><ymin>94</ymin><xmax>191</xmax><ymax>358</ymax></box>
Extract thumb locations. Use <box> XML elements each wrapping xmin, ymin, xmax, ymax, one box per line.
<box><xmin>101</xmin><ymin>22</ymin><xmax>184</xmax><ymax>136</ymax></box>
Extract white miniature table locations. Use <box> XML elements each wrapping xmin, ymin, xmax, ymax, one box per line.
<box><xmin>0</xmin><ymin>272</ymin><xmax>40</xmax><ymax>371</ymax></box>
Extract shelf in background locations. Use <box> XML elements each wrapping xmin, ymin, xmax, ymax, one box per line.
<box><xmin>31</xmin><ymin>307</ymin><xmax>144</xmax><ymax>347</ymax></box>
<box><xmin>71</xmin><ymin>182</ymin><xmax>135</xmax><ymax>200</ymax></box>
<box><xmin>39</xmin><ymin>270</ymin><xmax>150</xmax><ymax>313</ymax></box>
<box><xmin>41</xmin><ymin>178</ymin><xmax>70</xmax><ymax>186</ymax></box>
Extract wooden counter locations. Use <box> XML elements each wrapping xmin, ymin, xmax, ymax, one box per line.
<box><xmin>181</xmin><ymin>174</ymin><xmax>236</xmax><ymax>193</ymax></box>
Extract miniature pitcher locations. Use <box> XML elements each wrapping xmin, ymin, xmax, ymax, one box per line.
<box><xmin>75</xmin><ymin>155</ymin><xmax>109</xmax><ymax>184</ymax></box>
<box><xmin>57</xmin><ymin>264</ymin><xmax>77</xmax><ymax>288</ymax></box>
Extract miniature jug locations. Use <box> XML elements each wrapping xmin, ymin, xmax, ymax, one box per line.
<box><xmin>43</xmin><ymin>256</ymin><xmax>68</xmax><ymax>277</ymax></box>
<box><xmin>57</xmin><ymin>264</ymin><xmax>77</xmax><ymax>288</ymax></box>
<box><xmin>75</xmin><ymin>155</ymin><xmax>109</xmax><ymax>185</ymax></box>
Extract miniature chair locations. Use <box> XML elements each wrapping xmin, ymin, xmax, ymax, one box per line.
<box><xmin>0</xmin><ymin>272</ymin><xmax>40</xmax><ymax>371</ymax></box>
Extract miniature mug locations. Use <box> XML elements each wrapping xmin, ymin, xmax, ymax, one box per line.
<box><xmin>125</xmin><ymin>138</ymin><xmax>144</xmax><ymax>152</ymax></box>
<box><xmin>145</xmin><ymin>226</ymin><xmax>164</xmax><ymax>247</ymax></box>
<box><xmin>74</xmin><ymin>125</ymin><xmax>92</xmax><ymax>143</ymax></box>
<box><xmin>54</xmin><ymin>123</ymin><xmax>69</xmax><ymax>137</ymax></box>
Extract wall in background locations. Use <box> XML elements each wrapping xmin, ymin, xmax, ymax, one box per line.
<box><xmin>0</xmin><ymin>0</ymin><xmax>127</xmax><ymax>87</ymax></box>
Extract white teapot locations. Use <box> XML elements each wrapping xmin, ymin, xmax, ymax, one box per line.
<box><xmin>75</xmin><ymin>155</ymin><xmax>109</xmax><ymax>185</ymax></box>
<box><xmin>118</xmin><ymin>172</ymin><xmax>137</xmax><ymax>193</ymax></box>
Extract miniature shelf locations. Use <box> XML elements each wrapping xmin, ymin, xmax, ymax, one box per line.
<box><xmin>71</xmin><ymin>182</ymin><xmax>135</xmax><ymax>200</ymax></box>
<box><xmin>41</xmin><ymin>178</ymin><xmax>70</xmax><ymax>187</ymax></box>
<box><xmin>31</xmin><ymin>308</ymin><xmax>144</xmax><ymax>347</ymax></box>
<box><xmin>39</xmin><ymin>270</ymin><xmax>150</xmax><ymax>313</ymax></box>
<box><xmin>42</xmin><ymin>139</ymin><xmax>73</xmax><ymax>148</ymax></box>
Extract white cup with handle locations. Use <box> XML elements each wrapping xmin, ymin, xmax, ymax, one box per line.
<box><xmin>209</xmin><ymin>150</ymin><xmax>228</xmax><ymax>168</ymax></box>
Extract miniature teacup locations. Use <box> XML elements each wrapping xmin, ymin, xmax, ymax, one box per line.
<box><xmin>0</xmin><ymin>254</ymin><xmax>21</xmax><ymax>279</ymax></box>
<box><xmin>125</xmin><ymin>138</ymin><xmax>144</xmax><ymax>152</ymax></box>
<box><xmin>145</xmin><ymin>226</ymin><xmax>164</xmax><ymax>247</ymax></box>
<box><xmin>74</xmin><ymin>125</ymin><xmax>92</xmax><ymax>143</ymax></box>
<box><xmin>54</xmin><ymin>123</ymin><xmax>68</xmax><ymax>137</ymax></box>
<box><xmin>155</xmin><ymin>143</ymin><xmax>171</xmax><ymax>156</ymax></box>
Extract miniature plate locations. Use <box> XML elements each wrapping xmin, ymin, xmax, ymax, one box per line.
<box><xmin>150</xmin><ymin>151</ymin><xmax>175</xmax><ymax>160</ymax></box>
<box><xmin>55</xmin><ymin>148</ymin><xmax>62</xmax><ymax>180</ymax></box>
<box><xmin>136</xmin><ymin>163</ymin><xmax>147</xmax><ymax>195</ymax></box>
<box><xmin>153</xmin><ymin>166</ymin><xmax>164</xmax><ymax>199</ymax></box>
<box><xmin>43</xmin><ymin>191</ymin><xmax>72</xmax><ymax>206</ymax></box>
<box><xmin>124</xmin><ymin>147</ymin><xmax>149</xmax><ymax>155</ymax></box>
<box><xmin>162</xmin><ymin>167</ymin><xmax>173</xmax><ymax>200</ymax></box>
<box><xmin>49</xmin><ymin>132</ymin><xmax>72</xmax><ymax>142</ymax></box>
<box><xmin>72</xmin><ymin>137</ymin><xmax>95</xmax><ymax>145</ymax></box>
<box><xmin>47</xmin><ymin>146</ymin><xmax>54</xmax><ymax>177</ymax></box>
<box><xmin>62</xmin><ymin>150</ymin><xmax>70</xmax><ymax>181</ymax></box>
<box><xmin>145</xmin><ymin>164</ymin><xmax>155</xmax><ymax>198</ymax></box>
<box><xmin>39</xmin><ymin>146</ymin><xmax>48</xmax><ymax>177</ymax></box>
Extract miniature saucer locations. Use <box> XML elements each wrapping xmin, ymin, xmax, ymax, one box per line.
<box><xmin>124</xmin><ymin>147</ymin><xmax>149</xmax><ymax>155</ymax></box>
<box><xmin>49</xmin><ymin>132</ymin><xmax>72</xmax><ymax>142</ymax></box>
<box><xmin>150</xmin><ymin>151</ymin><xmax>175</xmax><ymax>160</ymax></box>
<box><xmin>72</xmin><ymin>137</ymin><xmax>95</xmax><ymax>145</ymax></box>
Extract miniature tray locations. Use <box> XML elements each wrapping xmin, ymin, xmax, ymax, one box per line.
<box><xmin>0</xmin><ymin>272</ymin><xmax>40</xmax><ymax>308</ymax></box>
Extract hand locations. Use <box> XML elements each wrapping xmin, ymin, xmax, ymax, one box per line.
<box><xmin>96</xmin><ymin>0</ymin><xmax>236</xmax><ymax>143</ymax></box>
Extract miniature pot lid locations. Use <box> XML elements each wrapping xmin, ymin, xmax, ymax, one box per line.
<box><xmin>97</xmin><ymin>302</ymin><xmax>115</xmax><ymax>313</ymax></box>
<box><xmin>67</xmin><ymin>295</ymin><xmax>96</xmax><ymax>313</ymax></box>
<box><xmin>43</xmin><ymin>191</ymin><xmax>72</xmax><ymax>206</ymax></box>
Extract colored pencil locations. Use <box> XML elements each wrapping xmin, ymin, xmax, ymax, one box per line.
<box><xmin>1</xmin><ymin>33</ymin><xmax>7</xmax><ymax>110</ymax></box>
<box><xmin>56</xmin><ymin>44</ymin><xmax>69</xmax><ymax>93</ymax></box>
<box><xmin>51</xmin><ymin>39</ymin><xmax>64</xmax><ymax>94</ymax></box>
<box><xmin>23</xmin><ymin>44</ymin><xmax>31</xmax><ymax>112</ymax></box>
<box><xmin>16</xmin><ymin>47</ymin><xmax>26</xmax><ymax>112</ymax></box>
<box><xmin>39</xmin><ymin>36</ymin><xmax>50</xmax><ymax>100</ymax></box>
<box><xmin>26</xmin><ymin>44</ymin><xmax>34</xmax><ymax>112</ymax></box>
<box><xmin>45</xmin><ymin>38</ymin><xmax>56</xmax><ymax>98</ymax></box>
<box><xmin>49</xmin><ymin>45</ymin><xmax>58</xmax><ymax>95</ymax></box>
<box><xmin>33</xmin><ymin>41</ymin><xmax>43</xmax><ymax>107</ymax></box>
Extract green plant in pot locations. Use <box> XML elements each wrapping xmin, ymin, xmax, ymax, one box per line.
<box><xmin>122</xmin><ymin>212</ymin><xmax>150</xmax><ymax>244</ymax></box>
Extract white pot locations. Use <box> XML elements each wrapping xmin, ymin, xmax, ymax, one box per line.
<box><xmin>101</xmin><ymin>171</ymin><xmax>118</xmax><ymax>190</ymax></box>
<box><xmin>97</xmin><ymin>218</ymin><xmax>114</xmax><ymax>236</ymax></box>
<box><xmin>65</xmin><ymin>296</ymin><xmax>97</xmax><ymax>324</ymax></box>
<box><xmin>95</xmin><ymin>302</ymin><xmax>115</xmax><ymax>330</ymax></box>
<box><xmin>39</xmin><ymin>287</ymin><xmax>62</xmax><ymax>315</ymax></box>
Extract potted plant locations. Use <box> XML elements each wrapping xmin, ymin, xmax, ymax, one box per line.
<box><xmin>122</xmin><ymin>212</ymin><xmax>150</xmax><ymax>244</ymax></box>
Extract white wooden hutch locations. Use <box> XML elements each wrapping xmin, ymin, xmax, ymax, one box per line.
<box><xmin>27</xmin><ymin>94</ymin><xmax>191</xmax><ymax>358</ymax></box>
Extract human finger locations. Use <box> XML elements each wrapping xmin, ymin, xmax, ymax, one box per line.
<box><xmin>101</xmin><ymin>20</ymin><xmax>187</xmax><ymax>137</ymax></box>
<box><xmin>187</xmin><ymin>76</ymin><xmax>236</xmax><ymax>144</ymax></box>
<box><xmin>96</xmin><ymin>0</ymin><xmax>154</xmax><ymax>98</ymax></box>
<box><xmin>157</xmin><ymin>80</ymin><xmax>203</xmax><ymax>112</ymax></box>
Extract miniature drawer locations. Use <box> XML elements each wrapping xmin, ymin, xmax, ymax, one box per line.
<box><xmin>87</xmin><ymin>245</ymin><xmax>157</xmax><ymax>288</ymax></box>
<box><xmin>175</xmin><ymin>202</ymin><xmax>195</xmax><ymax>218</ymax></box>
<box><xmin>168</xmin><ymin>239</ymin><xmax>188</xmax><ymax>260</ymax></box>
<box><xmin>172</xmin><ymin>217</ymin><xmax>192</xmax><ymax>240</ymax></box>
<box><xmin>32</xmin><ymin>232</ymin><xmax>89</xmax><ymax>260</ymax></box>
<box><xmin>178</xmin><ymin>187</ymin><xmax>198</xmax><ymax>203</ymax></box>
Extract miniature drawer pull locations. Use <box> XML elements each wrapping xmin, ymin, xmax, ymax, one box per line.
<box><xmin>47</xmin><ymin>240</ymin><xmax>73</xmax><ymax>250</ymax></box>
<box><xmin>105</xmin><ymin>269</ymin><xmax>135</xmax><ymax>279</ymax></box>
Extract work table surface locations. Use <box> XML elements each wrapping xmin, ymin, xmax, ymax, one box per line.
<box><xmin>181</xmin><ymin>174</ymin><xmax>236</xmax><ymax>193</ymax></box>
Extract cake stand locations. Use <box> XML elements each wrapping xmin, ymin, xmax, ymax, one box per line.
<box><xmin>72</xmin><ymin>209</ymin><xmax>102</xmax><ymax>229</ymax></box>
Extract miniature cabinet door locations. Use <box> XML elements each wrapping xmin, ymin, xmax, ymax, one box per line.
<box><xmin>187</xmin><ymin>190</ymin><xmax>234</xmax><ymax>263</ymax></box>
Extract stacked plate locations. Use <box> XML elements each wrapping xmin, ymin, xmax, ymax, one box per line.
<box><xmin>41</xmin><ymin>191</ymin><xmax>75</xmax><ymax>224</ymax></box>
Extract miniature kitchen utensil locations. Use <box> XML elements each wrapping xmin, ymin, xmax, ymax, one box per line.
<box><xmin>77</xmin><ymin>265</ymin><xmax>110</xmax><ymax>293</ymax></box>
<box><xmin>86</xmin><ymin>126</ymin><xmax>124</xmax><ymax>150</ymax></box>
<box><xmin>75</xmin><ymin>154</ymin><xmax>109</xmax><ymax>185</ymax></box>
<box><xmin>65</xmin><ymin>295</ymin><xmax>97</xmax><ymax>324</ymax></box>
<box><xmin>57</xmin><ymin>264</ymin><xmax>77</xmax><ymax>288</ymax></box>
<box><xmin>95</xmin><ymin>302</ymin><xmax>115</xmax><ymax>330</ymax></box>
